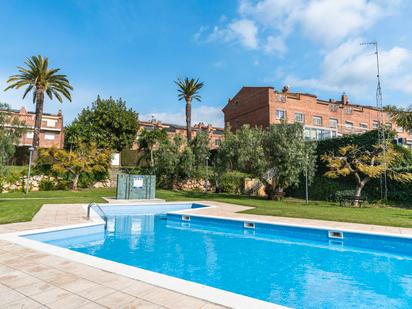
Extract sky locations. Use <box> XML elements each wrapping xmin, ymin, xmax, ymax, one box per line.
<box><xmin>1</xmin><ymin>0</ymin><xmax>412</xmax><ymax>128</ymax></box>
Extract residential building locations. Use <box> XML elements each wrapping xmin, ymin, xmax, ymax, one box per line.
<box><xmin>7</xmin><ymin>107</ymin><xmax>64</xmax><ymax>148</ymax></box>
<box><xmin>223</xmin><ymin>86</ymin><xmax>412</xmax><ymax>146</ymax></box>
<box><xmin>138</xmin><ymin>120</ymin><xmax>224</xmax><ymax>149</ymax></box>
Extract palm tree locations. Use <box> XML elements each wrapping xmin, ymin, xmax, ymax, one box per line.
<box><xmin>175</xmin><ymin>77</ymin><xmax>204</xmax><ymax>142</ymax></box>
<box><xmin>385</xmin><ymin>105</ymin><xmax>412</xmax><ymax>131</ymax></box>
<box><xmin>5</xmin><ymin>55</ymin><xmax>73</xmax><ymax>152</ymax></box>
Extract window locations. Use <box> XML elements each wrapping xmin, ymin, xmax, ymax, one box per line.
<box><xmin>329</xmin><ymin>118</ymin><xmax>338</xmax><ymax>128</ymax></box>
<box><xmin>214</xmin><ymin>139</ymin><xmax>221</xmax><ymax>146</ymax></box>
<box><xmin>44</xmin><ymin>133</ymin><xmax>55</xmax><ymax>140</ymax></box>
<box><xmin>45</xmin><ymin>119</ymin><xmax>57</xmax><ymax>127</ymax></box>
<box><xmin>373</xmin><ymin>121</ymin><xmax>380</xmax><ymax>129</ymax></box>
<box><xmin>385</xmin><ymin>123</ymin><xmax>392</xmax><ymax>129</ymax></box>
<box><xmin>360</xmin><ymin>123</ymin><xmax>368</xmax><ymax>130</ymax></box>
<box><xmin>277</xmin><ymin>94</ymin><xmax>286</xmax><ymax>103</ymax></box>
<box><xmin>312</xmin><ymin>116</ymin><xmax>322</xmax><ymax>126</ymax></box>
<box><xmin>397</xmin><ymin>126</ymin><xmax>404</xmax><ymax>133</ymax></box>
<box><xmin>329</xmin><ymin>104</ymin><xmax>338</xmax><ymax>112</ymax></box>
<box><xmin>26</xmin><ymin>131</ymin><xmax>34</xmax><ymax>139</ymax></box>
<box><xmin>276</xmin><ymin>109</ymin><xmax>286</xmax><ymax>120</ymax></box>
<box><xmin>345</xmin><ymin>107</ymin><xmax>353</xmax><ymax>114</ymax></box>
<box><xmin>294</xmin><ymin>112</ymin><xmax>304</xmax><ymax>123</ymax></box>
<box><xmin>345</xmin><ymin>121</ymin><xmax>354</xmax><ymax>130</ymax></box>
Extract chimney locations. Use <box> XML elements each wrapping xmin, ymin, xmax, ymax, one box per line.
<box><xmin>282</xmin><ymin>85</ymin><xmax>289</xmax><ymax>93</ymax></box>
<box><xmin>341</xmin><ymin>92</ymin><xmax>349</xmax><ymax>105</ymax></box>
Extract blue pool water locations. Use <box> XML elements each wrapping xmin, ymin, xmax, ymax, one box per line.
<box><xmin>25</xmin><ymin>204</ymin><xmax>412</xmax><ymax>308</ymax></box>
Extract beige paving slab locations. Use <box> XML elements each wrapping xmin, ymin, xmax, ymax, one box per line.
<box><xmin>45</xmin><ymin>293</ymin><xmax>90</xmax><ymax>309</ymax></box>
<box><xmin>4</xmin><ymin>297</ymin><xmax>45</xmax><ymax>309</ymax></box>
<box><xmin>94</xmin><ymin>291</ymin><xmax>137</xmax><ymax>307</ymax></box>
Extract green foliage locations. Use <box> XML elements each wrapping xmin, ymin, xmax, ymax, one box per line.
<box><xmin>39</xmin><ymin>179</ymin><xmax>56</xmax><ymax>191</ymax></box>
<box><xmin>0</xmin><ymin>103</ymin><xmax>26</xmax><ymax>187</ymax></box>
<box><xmin>219</xmin><ymin>171</ymin><xmax>250</xmax><ymax>194</ymax></box>
<box><xmin>5</xmin><ymin>55</ymin><xmax>73</xmax><ymax>149</ymax></box>
<box><xmin>385</xmin><ymin>105</ymin><xmax>412</xmax><ymax>131</ymax></box>
<box><xmin>65</xmin><ymin>96</ymin><xmax>139</xmax><ymax>151</ymax></box>
<box><xmin>137</xmin><ymin>128</ymin><xmax>168</xmax><ymax>171</ymax></box>
<box><xmin>189</xmin><ymin>131</ymin><xmax>211</xmax><ymax>174</ymax></box>
<box><xmin>38</xmin><ymin>143</ymin><xmax>111</xmax><ymax>190</ymax></box>
<box><xmin>120</xmin><ymin>149</ymin><xmax>140</xmax><ymax>167</ymax></box>
<box><xmin>216</xmin><ymin>123</ymin><xmax>316</xmax><ymax>198</ymax></box>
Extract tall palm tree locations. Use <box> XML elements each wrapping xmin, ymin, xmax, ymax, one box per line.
<box><xmin>175</xmin><ymin>77</ymin><xmax>204</xmax><ymax>142</ymax></box>
<box><xmin>5</xmin><ymin>55</ymin><xmax>73</xmax><ymax>152</ymax></box>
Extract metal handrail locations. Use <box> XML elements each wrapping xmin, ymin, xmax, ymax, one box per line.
<box><xmin>87</xmin><ymin>202</ymin><xmax>98</xmax><ymax>219</ymax></box>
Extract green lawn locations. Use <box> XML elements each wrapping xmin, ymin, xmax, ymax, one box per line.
<box><xmin>0</xmin><ymin>188</ymin><xmax>115</xmax><ymax>224</ymax></box>
<box><xmin>156</xmin><ymin>190</ymin><xmax>412</xmax><ymax>228</ymax></box>
<box><xmin>1</xmin><ymin>188</ymin><xmax>412</xmax><ymax>228</ymax></box>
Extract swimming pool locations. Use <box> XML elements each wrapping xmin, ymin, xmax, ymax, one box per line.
<box><xmin>24</xmin><ymin>203</ymin><xmax>412</xmax><ymax>308</ymax></box>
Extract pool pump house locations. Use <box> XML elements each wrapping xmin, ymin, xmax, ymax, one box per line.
<box><xmin>116</xmin><ymin>174</ymin><xmax>156</xmax><ymax>200</ymax></box>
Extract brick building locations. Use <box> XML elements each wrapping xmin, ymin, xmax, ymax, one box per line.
<box><xmin>138</xmin><ymin>120</ymin><xmax>224</xmax><ymax>149</ymax></box>
<box><xmin>8</xmin><ymin>107</ymin><xmax>64</xmax><ymax>148</ymax></box>
<box><xmin>223</xmin><ymin>86</ymin><xmax>412</xmax><ymax>146</ymax></box>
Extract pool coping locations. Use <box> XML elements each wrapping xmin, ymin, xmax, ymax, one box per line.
<box><xmin>1</xmin><ymin>200</ymin><xmax>412</xmax><ymax>308</ymax></box>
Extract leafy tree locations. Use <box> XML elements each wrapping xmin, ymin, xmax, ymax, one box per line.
<box><xmin>38</xmin><ymin>143</ymin><xmax>111</xmax><ymax>190</ymax></box>
<box><xmin>5</xmin><ymin>55</ymin><xmax>73</xmax><ymax>152</ymax></box>
<box><xmin>216</xmin><ymin>123</ymin><xmax>314</xmax><ymax>199</ymax></box>
<box><xmin>175</xmin><ymin>77</ymin><xmax>204</xmax><ymax>142</ymax></box>
<box><xmin>321</xmin><ymin>143</ymin><xmax>412</xmax><ymax>206</ymax></box>
<box><xmin>137</xmin><ymin>128</ymin><xmax>168</xmax><ymax>173</ymax></box>
<box><xmin>216</xmin><ymin>125</ymin><xmax>266</xmax><ymax>175</ymax></box>
<box><xmin>385</xmin><ymin>105</ymin><xmax>412</xmax><ymax>131</ymax></box>
<box><xmin>263</xmin><ymin>123</ymin><xmax>314</xmax><ymax>199</ymax></box>
<box><xmin>66</xmin><ymin>96</ymin><xmax>139</xmax><ymax>151</ymax></box>
<box><xmin>0</xmin><ymin>103</ymin><xmax>26</xmax><ymax>184</ymax></box>
<box><xmin>189</xmin><ymin>131</ymin><xmax>211</xmax><ymax>171</ymax></box>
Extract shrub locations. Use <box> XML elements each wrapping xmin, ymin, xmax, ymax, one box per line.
<box><xmin>218</xmin><ymin>171</ymin><xmax>250</xmax><ymax>194</ymax></box>
<box><xmin>39</xmin><ymin>179</ymin><xmax>56</xmax><ymax>191</ymax></box>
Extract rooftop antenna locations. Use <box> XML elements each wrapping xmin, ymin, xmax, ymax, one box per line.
<box><xmin>360</xmin><ymin>41</ymin><xmax>387</xmax><ymax>200</ymax></box>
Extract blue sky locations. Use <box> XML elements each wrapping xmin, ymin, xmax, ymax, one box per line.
<box><xmin>1</xmin><ymin>0</ymin><xmax>412</xmax><ymax>127</ymax></box>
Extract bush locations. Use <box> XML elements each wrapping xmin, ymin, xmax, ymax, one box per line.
<box><xmin>39</xmin><ymin>179</ymin><xmax>56</xmax><ymax>191</ymax></box>
<box><xmin>218</xmin><ymin>171</ymin><xmax>250</xmax><ymax>194</ymax></box>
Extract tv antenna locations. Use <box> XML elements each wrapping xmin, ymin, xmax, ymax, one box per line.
<box><xmin>360</xmin><ymin>41</ymin><xmax>387</xmax><ymax>200</ymax></box>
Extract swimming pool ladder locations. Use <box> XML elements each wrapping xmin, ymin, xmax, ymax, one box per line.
<box><xmin>86</xmin><ymin>202</ymin><xmax>98</xmax><ymax>219</ymax></box>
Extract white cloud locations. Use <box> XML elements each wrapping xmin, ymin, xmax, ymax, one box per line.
<box><xmin>203</xmin><ymin>0</ymin><xmax>401</xmax><ymax>52</ymax></box>
<box><xmin>300</xmin><ymin>0</ymin><xmax>385</xmax><ymax>44</ymax></box>
<box><xmin>206</xmin><ymin>19</ymin><xmax>258</xmax><ymax>49</ymax></box>
<box><xmin>286</xmin><ymin>38</ymin><xmax>412</xmax><ymax>98</ymax></box>
<box><xmin>264</xmin><ymin>35</ymin><xmax>287</xmax><ymax>55</ymax></box>
<box><xmin>140</xmin><ymin>105</ymin><xmax>224</xmax><ymax>128</ymax></box>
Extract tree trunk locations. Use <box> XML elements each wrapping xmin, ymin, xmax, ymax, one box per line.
<box><xmin>32</xmin><ymin>88</ymin><xmax>45</xmax><ymax>161</ymax></box>
<box><xmin>72</xmin><ymin>173</ymin><xmax>80</xmax><ymax>191</ymax></box>
<box><xmin>353</xmin><ymin>177</ymin><xmax>369</xmax><ymax>207</ymax></box>
<box><xmin>185</xmin><ymin>97</ymin><xmax>192</xmax><ymax>142</ymax></box>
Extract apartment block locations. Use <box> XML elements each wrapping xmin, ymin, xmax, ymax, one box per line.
<box><xmin>9</xmin><ymin>107</ymin><xmax>64</xmax><ymax>148</ymax></box>
<box><xmin>223</xmin><ymin>86</ymin><xmax>412</xmax><ymax>145</ymax></box>
<box><xmin>138</xmin><ymin>120</ymin><xmax>224</xmax><ymax>149</ymax></box>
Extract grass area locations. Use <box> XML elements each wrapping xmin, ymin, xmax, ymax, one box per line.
<box><xmin>156</xmin><ymin>190</ymin><xmax>412</xmax><ymax>228</ymax></box>
<box><xmin>0</xmin><ymin>188</ymin><xmax>115</xmax><ymax>225</ymax></box>
<box><xmin>1</xmin><ymin>187</ymin><xmax>412</xmax><ymax>228</ymax></box>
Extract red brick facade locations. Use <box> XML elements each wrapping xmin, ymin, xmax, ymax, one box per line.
<box><xmin>9</xmin><ymin>107</ymin><xmax>64</xmax><ymax>148</ymax></box>
<box><xmin>223</xmin><ymin>86</ymin><xmax>412</xmax><ymax>145</ymax></box>
<box><xmin>138</xmin><ymin>120</ymin><xmax>224</xmax><ymax>149</ymax></box>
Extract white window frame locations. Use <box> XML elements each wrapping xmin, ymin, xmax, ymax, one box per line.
<box><xmin>45</xmin><ymin>119</ymin><xmax>57</xmax><ymax>127</ymax></box>
<box><xmin>276</xmin><ymin>109</ymin><xmax>286</xmax><ymax>120</ymax></box>
<box><xmin>373</xmin><ymin>121</ymin><xmax>380</xmax><ymax>129</ymax></box>
<box><xmin>329</xmin><ymin>118</ymin><xmax>338</xmax><ymax>129</ymax></box>
<box><xmin>26</xmin><ymin>131</ymin><xmax>34</xmax><ymax>139</ymax></box>
<box><xmin>294</xmin><ymin>112</ymin><xmax>304</xmax><ymax>123</ymax></box>
<box><xmin>345</xmin><ymin>121</ymin><xmax>354</xmax><ymax>129</ymax></box>
<box><xmin>44</xmin><ymin>133</ymin><xmax>55</xmax><ymax>140</ymax></box>
<box><xmin>312</xmin><ymin>116</ymin><xmax>322</xmax><ymax>126</ymax></box>
<box><xmin>359</xmin><ymin>123</ymin><xmax>368</xmax><ymax>130</ymax></box>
